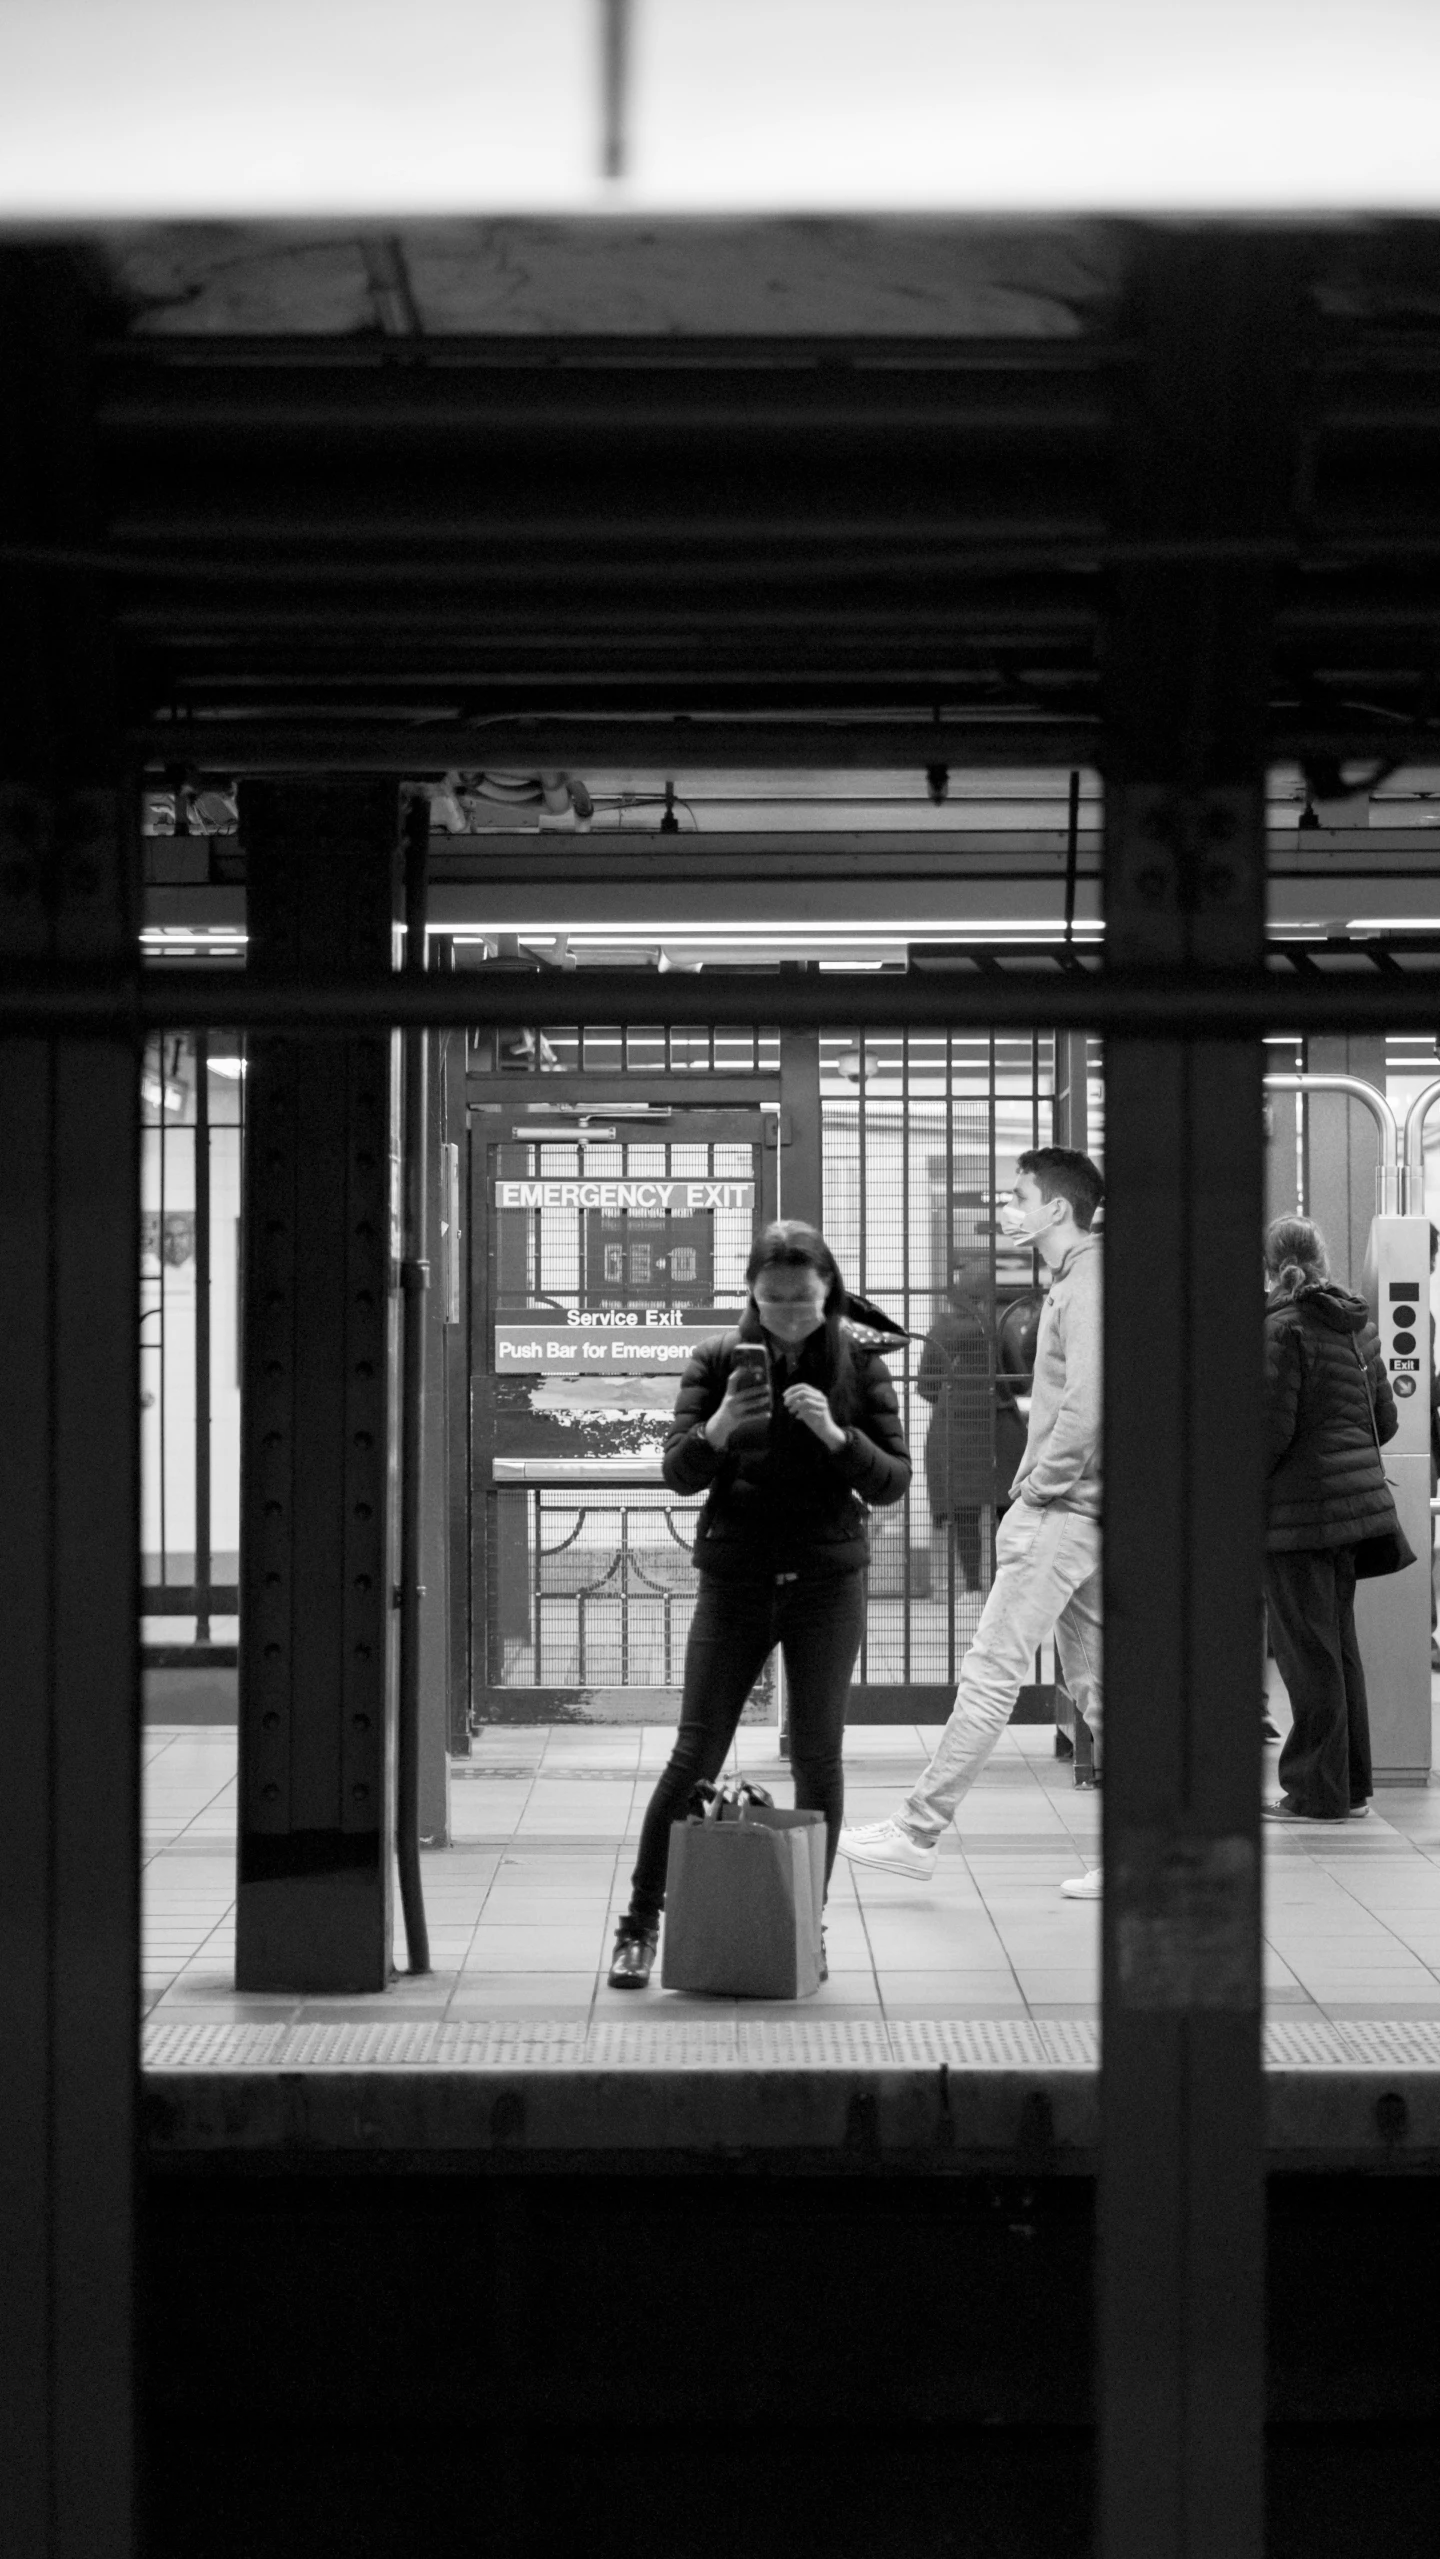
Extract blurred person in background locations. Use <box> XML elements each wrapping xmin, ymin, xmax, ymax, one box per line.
<box><xmin>915</xmin><ymin>1252</ymin><xmax>1026</xmax><ymax>1602</ymax></box>
<box><xmin>1262</xmin><ymin>1214</ymin><xmax>1400</xmax><ymax>1824</ymax></box>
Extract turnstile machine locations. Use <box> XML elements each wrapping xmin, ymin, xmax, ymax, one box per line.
<box><xmin>1269</xmin><ymin>1070</ymin><xmax>1436</xmax><ymax>1786</ymax></box>
<box><xmin>1357</xmin><ymin>1214</ymin><xmax>1433</xmax><ymax>1783</ymax></box>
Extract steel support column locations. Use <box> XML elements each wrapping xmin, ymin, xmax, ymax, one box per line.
<box><xmin>236</xmin><ymin>779</ymin><xmax>401</xmax><ymax>1992</ymax></box>
<box><xmin>1055</xmin><ymin>1029</ymin><xmax>1090</xmax><ymax>1156</ymax></box>
<box><xmin>0</xmin><ymin>252</ymin><xmax>138</xmax><ymax>2559</ymax></box>
<box><xmin>778</xmin><ymin>1018</ymin><xmax>824</xmax><ymax>1229</ymax></box>
<box><xmin>1099</xmin><ymin>237</ymin><xmax>1294</xmax><ymax>2559</ymax></box>
<box><xmin>418</xmin><ymin>1025</ymin><xmax>453</xmax><ymax>1841</ymax></box>
<box><xmin>442</xmin><ymin>1027</ymin><xmax>473</xmax><ymax>1759</ymax></box>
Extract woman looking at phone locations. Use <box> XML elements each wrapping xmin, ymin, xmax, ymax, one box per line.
<box><xmin>608</xmin><ymin>1221</ymin><xmax>911</xmax><ymax>1988</ymax></box>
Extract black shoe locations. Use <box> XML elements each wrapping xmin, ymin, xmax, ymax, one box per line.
<box><xmin>819</xmin><ymin>1927</ymin><xmax>829</xmax><ymax>1984</ymax></box>
<box><xmin>608</xmin><ymin>1916</ymin><xmax>659</xmax><ymax>1989</ymax></box>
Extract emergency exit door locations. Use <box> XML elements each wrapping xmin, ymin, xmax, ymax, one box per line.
<box><xmin>470</xmin><ymin>1108</ymin><xmax>775</xmax><ymax>1721</ymax></box>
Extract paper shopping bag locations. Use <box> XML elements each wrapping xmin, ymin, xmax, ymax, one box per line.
<box><xmin>660</xmin><ymin>1802</ymin><xmax>826</xmax><ymax>1997</ymax></box>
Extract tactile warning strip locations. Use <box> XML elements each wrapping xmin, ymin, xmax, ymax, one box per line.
<box><xmin>142</xmin><ymin>2015</ymin><xmax>1440</xmax><ymax>2072</ymax></box>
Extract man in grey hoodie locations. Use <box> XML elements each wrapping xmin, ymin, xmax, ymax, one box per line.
<box><xmin>838</xmin><ymin>1146</ymin><xmax>1104</xmax><ymax>1899</ymax></box>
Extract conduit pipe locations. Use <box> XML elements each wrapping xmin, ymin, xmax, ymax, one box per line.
<box><xmin>1264</xmin><ymin>1073</ymin><xmax>1403</xmax><ymax>1214</ymax></box>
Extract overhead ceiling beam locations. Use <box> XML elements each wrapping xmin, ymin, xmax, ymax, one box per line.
<box><xmin>97</xmin><ymin>343</ymin><xmax>1115</xmax><ymax>425</ymax></box>
<box><xmin>8</xmin><ymin>962</ymin><xmax>1440</xmax><ymax>1036</ymax></box>
<box><xmin>130</xmin><ymin>718</ymin><xmax>1104</xmax><ymax>774</ymax></box>
<box><xmin>130</xmin><ymin>711</ymin><xmax>1440</xmax><ymax>775</ymax></box>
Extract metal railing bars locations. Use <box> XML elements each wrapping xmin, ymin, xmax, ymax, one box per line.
<box><xmin>1264</xmin><ymin>1073</ymin><xmax>1403</xmax><ymax>1214</ymax></box>
<box><xmin>1403</xmin><ymin>1078</ymin><xmax>1440</xmax><ymax>1205</ymax></box>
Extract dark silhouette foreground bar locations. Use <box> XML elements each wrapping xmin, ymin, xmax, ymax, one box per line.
<box><xmin>4</xmin><ymin>961</ymin><xmax>1440</xmax><ymax>1034</ymax></box>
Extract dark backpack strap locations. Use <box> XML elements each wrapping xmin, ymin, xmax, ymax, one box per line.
<box><xmin>1351</xmin><ymin>1333</ymin><xmax>1385</xmax><ymax>1456</ymax></box>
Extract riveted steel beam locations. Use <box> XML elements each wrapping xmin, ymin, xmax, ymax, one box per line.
<box><xmin>235</xmin><ymin>779</ymin><xmax>402</xmax><ymax>1994</ymax></box>
<box><xmin>130</xmin><ymin>717</ymin><xmax>1104</xmax><ymax>774</ymax></box>
<box><xmin>0</xmin><ymin>248</ymin><xmax>138</xmax><ymax>2559</ymax></box>
<box><xmin>8</xmin><ymin>961</ymin><xmax>1440</xmax><ymax>1038</ymax></box>
<box><xmin>1097</xmin><ymin>228</ymin><xmax>1295</xmax><ymax>2559</ymax></box>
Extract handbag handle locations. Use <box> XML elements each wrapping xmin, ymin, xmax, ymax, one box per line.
<box><xmin>700</xmin><ymin>1778</ymin><xmax>775</xmax><ymax>1823</ymax></box>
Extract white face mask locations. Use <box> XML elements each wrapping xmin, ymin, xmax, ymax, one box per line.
<box><xmin>999</xmin><ymin>1191</ymin><xmax>1052</xmax><ymax>1250</ymax></box>
<box><xmin>752</xmin><ymin>1280</ymin><xmax>827</xmax><ymax>1344</ymax></box>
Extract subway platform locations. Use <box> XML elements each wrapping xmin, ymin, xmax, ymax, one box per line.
<box><xmin>142</xmin><ymin>1712</ymin><xmax>1440</xmax><ymax>2172</ymax></box>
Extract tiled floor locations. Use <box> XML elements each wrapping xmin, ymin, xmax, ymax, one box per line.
<box><xmin>142</xmin><ymin>1705</ymin><xmax>1440</xmax><ymax>2034</ymax></box>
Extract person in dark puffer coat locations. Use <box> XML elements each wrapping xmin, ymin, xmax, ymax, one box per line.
<box><xmin>1263</xmin><ymin>1214</ymin><xmax>1399</xmax><ymax>1822</ymax></box>
<box><xmin>607</xmin><ymin>1220</ymin><xmax>911</xmax><ymax>1987</ymax></box>
<box><xmin>915</xmin><ymin>1256</ymin><xmax>1027</xmax><ymax>1595</ymax></box>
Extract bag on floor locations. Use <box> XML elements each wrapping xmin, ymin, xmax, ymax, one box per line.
<box><xmin>661</xmin><ymin>1783</ymin><xmax>825</xmax><ymax>1998</ymax></box>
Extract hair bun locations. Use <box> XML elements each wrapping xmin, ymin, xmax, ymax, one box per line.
<box><xmin>1265</xmin><ymin>1213</ymin><xmax>1329</xmax><ymax>1296</ymax></box>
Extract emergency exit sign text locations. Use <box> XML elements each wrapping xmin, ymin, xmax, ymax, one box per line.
<box><xmin>494</xmin><ymin>1179</ymin><xmax>754</xmax><ymax>1212</ymax></box>
<box><xmin>494</xmin><ymin>1321</ymin><xmax>727</xmax><ymax>1373</ymax></box>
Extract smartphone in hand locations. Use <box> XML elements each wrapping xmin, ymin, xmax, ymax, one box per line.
<box><xmin>730</xmin><ymin>1341</ymin><xmax>770</xmax><ymax>1403</ymax></box>
<box><xmin>715</xmin><ymin>1340</ymin><xmax>772</xmax><ymax>1450</ymax></box>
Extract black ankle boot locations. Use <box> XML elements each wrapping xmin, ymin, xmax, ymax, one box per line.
<box><xmin>608</xmin><ymin>1915</ymin><xmax>659</xmax><ymax>1989</ymax></box>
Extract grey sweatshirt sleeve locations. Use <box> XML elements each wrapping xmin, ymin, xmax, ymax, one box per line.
<box><xmin>1017</xmin><ymin>1255</ymin><xmax>1103</xmax><ymax>1508</ymax></box>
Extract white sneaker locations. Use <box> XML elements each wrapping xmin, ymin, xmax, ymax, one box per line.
<box><xmin>836</xmin><ymin>1818</ymin><xmax>938</xmax><ymax>1880</ymax></box>
<box><xmin>1061</xmin><ymin>1867</ymin><xmax>1102</xmax><ymax>1899</ymax></box>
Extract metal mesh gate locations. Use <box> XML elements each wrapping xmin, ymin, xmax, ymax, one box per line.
<box><xmin>482</xmin><ymin>1131</ymin><xmax>764</xmax><ymax>1704</ymax></box>
<box><xmin>141</xmin><ymin>1030</ymin><xmax>245</xmax><ymax>1670</ymax></box>
<box><xmin>821</xmin><ymin>1030</ymin><xmax>1055</xmax><ymax>1709</ymax></box>
<box><xmin>465</xmin><ymin>1019</ymin><xmax>1066</xmax><ymax>1724</ymax></box>
<box><xmin>463</xmin><ymin>1021</ymin><xmax>780</xmax><ymax>1724</ymax></box>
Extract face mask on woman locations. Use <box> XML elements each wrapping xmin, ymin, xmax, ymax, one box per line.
<box><xmin>751</xmin><ymin>1268</ymin><xmax>828</xmax><ymax>1345</ymax></box>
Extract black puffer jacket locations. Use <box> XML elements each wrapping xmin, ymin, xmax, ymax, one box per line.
<box><xmin>663</xmin><ymin>1295</ymin><xmax>911</xmax><ymax>1579</ymax></box>
<box><xmin>1264</xmin><ymin>1282</ymin><xmax>1399</xmax><ymax>1551</ymax></box>
<box><xmin>916</xmin><ymin>1302</ymin><xmax>1027</xmax><ymax>1514</ymax></box>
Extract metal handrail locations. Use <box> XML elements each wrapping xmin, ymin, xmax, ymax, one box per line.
<box><xmin>1265</xmin><ymin>1073</ymin><xmax>1403</xmax><ymax>1213</ymax></box>
<box><xmin>1402</xmin><ymin>1077</ymin><xmax>1440</xmax><ymax>1212</ymax></box>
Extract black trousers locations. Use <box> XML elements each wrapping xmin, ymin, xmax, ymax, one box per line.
<box><xmin>1265</xmin><ymin>1545</ymin><xmax>1373</xmax><ymax>1819</ymax></box>
<box><xmin>627</xmin><ymin>1568</ymin><xmax>866</xmax><ymax>1923</ymax></box>
<box><xmin>945</xmin><ymin>1505</ymin><xmax>985</xmax><ymax>1591</ymax></box>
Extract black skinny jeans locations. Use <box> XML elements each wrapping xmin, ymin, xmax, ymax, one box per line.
<box><xmin>1265</xmin><ymin>1544</ymin><xmax>1373</xmax><ymax>1819</ymax></box>
<box><xmin>628</xmin><ymin>1568</ymin><xmax>866</xmax><ymax>1923</ymax></box>
<box><xmin>946</xmin><ymin>1505</ymin><xmax>984</xmax><ymax>1591</ymax></box>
